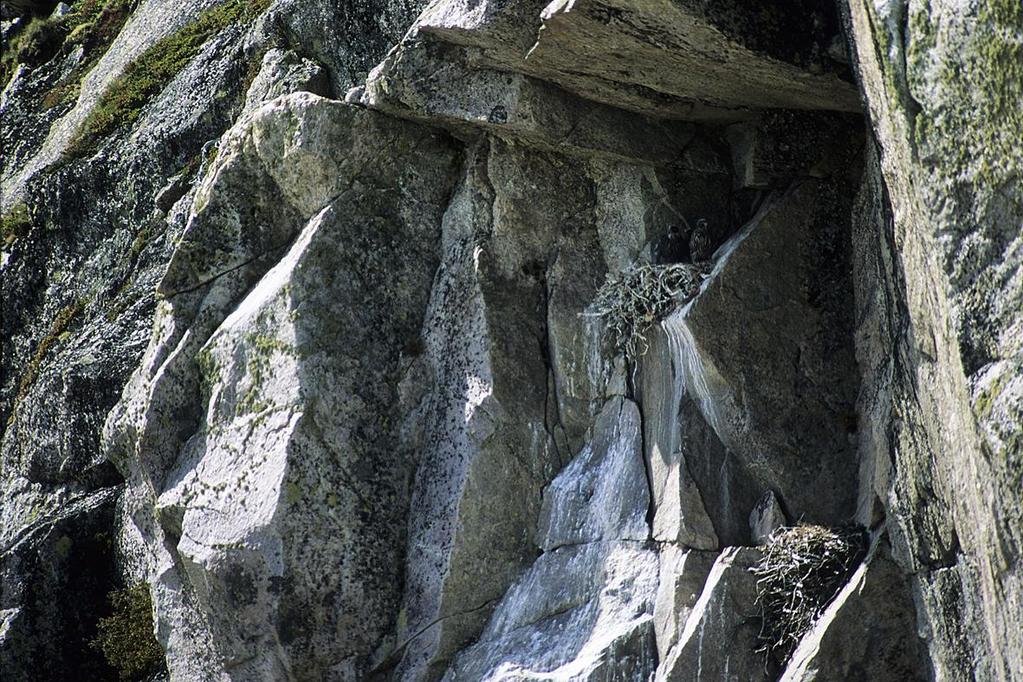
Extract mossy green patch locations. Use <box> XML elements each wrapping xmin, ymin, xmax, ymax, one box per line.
<box><xmin>285</xmin><ymin>480</ymin><xmax>302</xmax><ymax>504</ymax></box>
<box><xmin>909</xmin><ymin>0</ymin><xmax>1023</xmax><ymax>207</ymax></box>
<box><xmin>2</xmin><ymin>0</ymin><xmax>136</xmax><ymax>98</ymax></box>
<box><xmin>65</xmin><ymin>0</ymin><xmax>271</xmax><ymax>160</ymax></box>
<box><xmin>1</xmin><ymin>203</ymin><xmax>33</xmax><ymax>247</ymax></box>
<box><xmin>976</xmin><ymin>370</ymin><xmax>1010</xmax><ymax>420</ymax></box>
<box><xmin>64</xmin><ymin>0</ymin><xmax>135</xmax><ymax>48</ymax></box>
<box><xmin>91</xmin><ymin>584</ymin><xmax>165</xmax><ymax>681</ymax></box>
<box><xmin>248</xmin><ymin>332</ymin><xmax>291</xmax><ymax>356</ymax></box>
<box><xmin>196</xmin><ymin>346</ymin><xmax>220</xmax><ymax>393</ymax></box>
<box><xmin>863</xmin><ymin>3</ymin><xmax>904</xmax><ymax>116</ymax></box>
<box><xmin>127</xmin><ymin>217</ymin><xmax>163</xmax><ymax>263</ymax></box>
<box><xmin>9</xmin><ymin>301</ymin><xmax>83</xmax><ymax>426</ymax></box>
<box><xmin>40</xmin><ymin>0</ymin><xmax>137</xmax><ymax>111</ymax></box>
<box><xmin>54</xmin><ymin>534</ymin><xmax>73</xmax><ymax>558</ymax></box>
<box><xmin>0</xmin><ymin>16</ymin><xmax>65</xmax><ymax>86</ymax></box>
<box><xmin>235</xmin><ymin>331</ymin><xmax>292</xmax><ymax>416</ymax></box>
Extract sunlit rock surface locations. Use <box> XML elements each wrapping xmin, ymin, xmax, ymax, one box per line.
<box><xmin>1</xmin><ymin>0</ymin><xmax>1019</xmax><ymax>679</ymax></box>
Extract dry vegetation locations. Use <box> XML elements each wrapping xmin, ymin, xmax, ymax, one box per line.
<box><xmin>751</xmin><ymin>524</ymin><xmax>867</xmax><ymax>665</ymax></box>
<box><xmin>589</xmin><ymin>262</ymin><xmax>711</xmax><ymax>359</ymax></box>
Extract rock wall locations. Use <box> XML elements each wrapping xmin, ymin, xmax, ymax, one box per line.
<box><xmin>844</xmin><ymin>1</ymin><xmax>1023</xmax><ymax>679</ymax></box>
<box><xmin>1</xmin><ymin>0</ymin><xmax>1019</xmax><ymax>680</ymax></box>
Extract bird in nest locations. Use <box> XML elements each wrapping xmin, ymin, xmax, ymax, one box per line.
<box><xmin>652</xmin><ymin>219</ymin><xmax>715</xmax><ymax>264</ymax></box>
<box><xmin>689</xmin><ymin>219</ymin><xmax>714</xmax><ymax>261</ymax></box>
<box><xmin>651</xmin><ymin>224</ymin><xmax>691</xmax><ymax>264</ymax></box>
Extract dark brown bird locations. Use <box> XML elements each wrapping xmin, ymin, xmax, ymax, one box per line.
<box><xmin>651</xmin><ymin>224</ymin><xmax>691</xmax><ymax>264</ymax></box>
<box><xmin>689</xmin><ymin>219</ymin><xmax>714</xmax><ymax>261</ymax></box>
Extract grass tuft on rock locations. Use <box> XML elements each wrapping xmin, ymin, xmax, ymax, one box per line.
<box><xmin>91</xmin><ymin>584</ymin><xmax>165</xmax><ymax>680</ymax></box>
<box><xmin>0</xmin><ymin>16</ymin><xmax>65</xmax><ymax>85</ymax></box>
<box><xmin>1</xmin><ymin>0</ymin><xmax>135</xmax><ymax>91</ymax></box>
<box><xmin>751</xmin><ymin>524</ymin><xmax>867</xmax><ymax>666</ymax></box>
<box><xmin>588</xmin><ymin>262</ymin><xmax>711</xmax><ymax>359</ymax></box>
<box><xmin>65</xmin><ymin>0</ymin><xmax>271</xmax><ymax>159</ymax></box>
<box><xmin>40</xmin><ymin>0</ymin><xmax>138</xmax><ymax>109</ymax></box>
<box><xmin>63</xmin><ymin>0</ymin><xmax>136</xmax><ymax>48</ymax></box>
<box><xmin>2</xmin><ymin>203</ymin><xmax>33</xmax><ymax>247</ymax></box>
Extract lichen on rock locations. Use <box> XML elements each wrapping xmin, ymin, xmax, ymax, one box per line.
<box><xmin>1</xmin><ymin>0</ymin><xmax>1020</xmax><ymax>680</ymax></box>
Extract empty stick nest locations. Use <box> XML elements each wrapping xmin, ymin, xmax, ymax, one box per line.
<box><xmin>751</xmin><ymin>524</ymin><xmax>867</xmax><ymax>666</ymax></box>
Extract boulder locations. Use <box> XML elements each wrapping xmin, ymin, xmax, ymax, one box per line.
<box><xmin>656</xmin><ymin>546</ymin><xmax>767</xmax><ymax>682</ymax></box>
<box><xmin>537</xmin><ymin>396</ymin><xmax>649</xmax><ymax>550</ymax></box>
<box><xmin>444</xmin><ymin>541</ymin><xmax>659</xmax><ymax>681</ymax></box>
<box><xmin>780</xmin><ymin>539</ymin><xmax>929</xmax><ymax>681</ymax></box>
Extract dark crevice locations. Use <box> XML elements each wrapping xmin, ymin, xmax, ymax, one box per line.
<box><xmin>367</xmin><ymin>598</ymin><xmax>499</xmax><ymax>680</ymax></box>
<box><xmin>539</xmin><ymin>246</ymin><xmax>567</xmax><ymax>469</ymax></box>
<box><xmin>160</xmin><ymin>243</ymin><xmax>290</xmax><ymax>299</ymax></box>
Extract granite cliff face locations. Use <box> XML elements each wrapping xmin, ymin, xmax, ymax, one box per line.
<box><xmin>1</xmin><ymin>1</ymin><xmax>1019</xmax><ymax>680</ymax></box>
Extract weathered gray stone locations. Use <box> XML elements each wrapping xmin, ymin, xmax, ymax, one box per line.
<box><xmin>780</xmin><ymin>536</ymin><xmax>929</xmax><ymax>682</ymax></box>
<box><xmin>537</xmin><ymin>397</ymin><xmax>649</xmax><ymax>550</ymax></box>
<box><xmin>0</xmin><ymin>487</ymin><xmax>126</xmax><ymax>680</ymax></box>
<box><xmin>439</xmin><ymin>395</ymin><xmax>655</xmax><ymax>680</ymax></box>
<box><xmin>671</xmin><ymin>177</ymin><xmax>862</xmax><ymax>528</ymax></box>
<box><xmin>359</xmin><ymin>38</ymin><xmax>697</xmax><ymax>164</ymax></box>
<box><xmin>656</xmin><ymin>546</ymin><xmax>767</xmax><ymax>682</ymax></box>
<box><xmin>390</xmin><ymin>137</ymin><xmax>663</xmax><ymax>679</ymax></box>
<box><xmin>388</xmin><ymin>141</ymin><xmax>562</xmax><ymax>681</ymax></box>
<box><xmin>444</xmin><ymin>541</ymin><xmax>659</xmax><ymax>681</ymax></box>
<box><xmin>243</xmin><ymin>49</ymin><xmax>332</xmax><ymax>111</ymax></box>
<box><xmin>726</xmin><ymin>112</ymin><xmax>860</xmax><ymax>189</ymax></box>
<box><xmin>107</xmin><ymin>94</ymin><xmax>459</xmax><ymax>681</ymax></box>
<box><xmin>846</xmin><ymin>0</ymin><xmax>1023</xmax><ymax>671</ymax></box>
<box><xmin>416</xmin><ymin>0</ymin><xmax>860</xmax><ymax>119</ymax></box>
<box><xmin>1</xmin><ymin>1</ymin><xmax>431</xmax><ymax>672</ymax></box>
<box><xmin>653</xmin><ymin>545</ymin><xmax>715</xmax><ymax>661</ymax></box>
<box><xmin>2</xmin><ymin>0</ymin><xmax>1020</xmax><ymax>678</ymax></box>
<box><xmin>676</xmin><ymin>394</ymin><xmax>762</xmax><ymax>548</ymax></box>
<box><xmin>638</xmin><ymin>325</ymin><xmax>719</xmax><ymax>551</ymax></box>
<box><xmin>749</xmin><ymin>491</ymin><xmax>787</xmax><ymax>545</ymax></box>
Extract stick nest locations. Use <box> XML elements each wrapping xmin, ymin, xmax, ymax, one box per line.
<box><xmin>751</xmin><ymin>524</ymin><xmax>867</xmax><ymax>665</ymax></box>
<box><xmin>589</xmin><ymin>262</ymin><xmax>711</xmax><ymax>359</ymax></box>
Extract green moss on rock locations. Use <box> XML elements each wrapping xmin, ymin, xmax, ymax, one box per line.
<box><xmin>910</xmin><ymin>0</ymin><xmax>1023</xmax><ymax>203</ymax></box>
<box><xmin>976</xmin><ymin>370</ymin><xmax>1009</xmax><ymax>420</ymax></box>
<box><xmin>235</xmin><ymin>331</ymin><xmax>292</xmax><ymax>416</ymax></box>
<box><xmin>9</xmin><ymin>301</ymin><xmax>83</xmax><ymax>425</ymax></box>
<box><xmin>66</xmin><ymin>0</ymin><xmax>271</xmax><ymax>159</ymax></box>
<box><xmin>0</xmin><ymin>16</ymin><xmax>64</xmax><ymax>85</ymax></box>
<box><xmin>41</xmin><ymin>0</ymin><xmax>137</xmax><ymax>110</ymax></box>
<box><xmin>63</xmin><ymin>0</ymin><xmax>136</xmax><ymax>48</ymax></box>
<box><xmin>2</xmin><ymin>0</ymin><xmax>136</xmax><ymax>96</ymax></box>
<box><xmin>1</xmin><ymin>203</ymin><xmax>33</xmax><ymax>247</ymax></box>
<box><xmin>91</xmin><ymin>585</ymin><xmax>165</xmax><ymax>681</ymax></box>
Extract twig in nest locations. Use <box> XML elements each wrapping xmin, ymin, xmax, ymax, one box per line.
<box><xmin>586</xmin><ymin>262</ymin><xmax>711</xmax><ymax>360</ymax></box>
<box><xmin>750</xmin><ymin>524</ymin><xmax>867</xmax><ymax>667</ymax></box>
